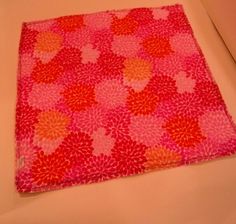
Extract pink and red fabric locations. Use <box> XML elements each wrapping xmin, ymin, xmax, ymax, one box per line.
<box><xmin>16</xmin><ymin>4</ymin><xmax>236</xmax><ymax>193</ymax></box>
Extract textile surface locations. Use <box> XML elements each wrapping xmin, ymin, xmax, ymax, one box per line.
<box><xmin>15</xmin><ymin>4</ymin><xmax>236</xmax><ymax>193</ymax></box>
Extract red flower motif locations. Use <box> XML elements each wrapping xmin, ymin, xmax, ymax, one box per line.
<box><xmin>195</xmin><ymin>81</ymin><xmax>225</xmax><ymax>108</ymax></box>
<box><xmin>156</xmin><ymin>92</ymin><xmax>204</xmax><ymax>118</ymax></box>
<box><xmin>57</xmin><ymin>132</ymin><xmax>93</xmax><ymax>164</ymax></box>
<box><xmin>76</xmin><ymin>154</ymin><xmax>119</xmax><ymax>184</ymax></box>
<box><xmin>97</xmin><ymin>52</ymin><xmax>125</xmax><ymax>78</ymax></box>
<box><xmin>164</xmin><ymin>115</ymin><xmax>205</xmax><ymax>148</ymax></box>
<box><xmin>219</xmin><ymin>139</ymin><xmax>236</xmax><ymax>156</ymax></box>
<box><xmin>168</xmin><ymin>5</ymin><xmax>190</xmax><ymax>32</ymax></box>
<box><xmin>104</xmin><ymin>107</ymin><xmax>131</xmax><ymax>139</ymax></box>
<box><xmin>31</xmin><ymin>150</ymin><xmax>71</xmax><ymax>186</ymax></box>
<box><xmin>20</xmin><ymin>24</ymin><xmax>38</xmax><ymax>54</ymax></box>
<box><xmin>15</xmin><ymin>105</ymin><xmax>40</xmax><ymax>140</ymax></box>
<box><xmin>54</xmin><ymin>47</ymin><xmax>82</xmax><ymax>70</ymax></box>
<box><xmin>56</xmin><ymin>15</ymin><xmax>84</xmax><ymax>32</ymax></box>
<box><xmin>126</xmin><ymin>89</ymin><xmax>158</xmax><ymax>115</ymax></box>
<box><xmin>17</xmin><ymin>77</ymin><xmax>33</xmax><ymax>103</ymax></box>
<box><xmin>91</xmin><ymin>29</ymin><xmax>113</xmax><ymax>53</ymax></box>
<box><xmin>111</xmin><ymin>16</ymin><xmax>138</xmax><ymax>35</ymax></box>
<box><xmin>184</xmin><ymin>54</ymin><xmax>209</xmax><ymax>82</ymax></box>
<box><xmin>146</xmin><ymin>75</ymin><xmax>177</xmax><ymax>101</ymax></box>
<box><xmin>76</xmin><ymin>63</ymin><xmax>103</xmax><ymax>86</ymax></box>
<box><xmin>128</xmin><ymin>8</ymin><xmax>153</xmax><ymax>25</ymax></box>
<box><xmin>32</xmin><ymin>60</ymin><xmax>64</xmax><ymax>83</ymax></box>
<box><xmin>142</xmin><ymin>36</ymin><xmax>172</xmax><ymax>58</ymax></box>
<box><xmin>112</xmin><ymin>138</ymin><xmax>147</xmax><ymax>175</ymax></box>
<box><xmin>16</xmin><ymin>170</ymin><xmax>33</xmax><ymax>193</ymax></box>
<box><xmin>63</xmin><ymin>84</ymin><xmax>96</xmax><ymax>112</ymax></box>
<box><xmin>136</xmin><ymin>19</ymin><xmax>176</xmax><ymax>40</ymax></box>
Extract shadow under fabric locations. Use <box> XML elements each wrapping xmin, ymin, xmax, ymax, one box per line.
<box><xmin>15</xmin><ymin>4</ymin><xmax>236</xmax><ymax>193</ymax></box>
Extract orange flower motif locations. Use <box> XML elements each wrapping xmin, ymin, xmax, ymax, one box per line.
<box><xmin>57</xmin><ymin>15</ymin><xmax>84</xmax><ymax>32</ymax></box>
<box><xmin>63</xmin><ymin>84</ymin><xmax>96</xmax><ymax>112</ymax></box>
<box><xmin>144</xmin><ymin>147</ymin><xmax>182</xmax><ymax>170</ymax></box>
<box><xmin>111</xmin><ymin>16</ymin><xmax>138</xmax><ymax>35</ymax></box>
<box><xmin>35</xmin><ymin>31</ymin><xmax>62</xmax><ymax>53</ymax></box>
<box><xmin>126</xmin><ymin>89</ymin><xmax>158</xmax><ymax>115</ymax></box>
<box><xmin>142</xmin><ymin>36</ymin><xmax>172</xmax><ymax>57</ymax></box>
<box><xmin>32</xmin><ymin>60</ymin><xmax>64</xmax><ymax>83</ymax></box>
<box><xmin>35</xmin><ymin>111</ymin><xmax>70</xmax><ymax>140</ymax></box>
<box><xmin>31</xmin><ymin>150</ymin><xmax>71</xmax><ymax>186</ymax></box>
<box><xmin>35</xmin><ymin>31</ymin><xmax>62</xmax><ymax>52</ymax></box>
<box><xmin>123</xmin><ymin>58</ymin><xmax>152</xmax><ymax>81</ymax></box>
<box><xmin>164</xmin><ymin>115</ymin><xmax>204</xmax><ymax>147</ymax></box>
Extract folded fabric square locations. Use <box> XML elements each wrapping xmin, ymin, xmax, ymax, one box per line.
<box><xmin>15</xmin><ymin>4</ymin><xmax>236</xmax><ymax>193</ymax></box>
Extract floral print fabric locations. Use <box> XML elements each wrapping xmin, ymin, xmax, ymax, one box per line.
<box><xmin>16</xmin><ymin>4</ymin><xmax>236</xmax><ymax>193</ymax></box>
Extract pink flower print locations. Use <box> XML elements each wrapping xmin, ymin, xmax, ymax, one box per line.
<box><xmin>27</xmin><ymin>20</ymin><xmax>55</xmax><ymax>32</ymax></box>
<box><xmin>152</xmin><ymin>8</ymin><xmax>169</xmax><ymax>20</ymax></box>
<box><xmin>28</xmin><ymin>83</ymin><xmax>62</xmax><ymax>110</ymax></box>
<box><xmin>199</xmin><ymin>110</ymin><xmax>236</xmax><ymax>144</ymax></box>
<box><xmin>129</xmin><ymin>115</ymin><xmax>165</xmax><ymax>147</ymax></box>
<box><xmin>92</xmin><ymin>128</ymin><xmax>115</xmax><ymax>156</ymax></box>
<box><xmin>71</xmin><ymin>106</ymin><xmax>107</xmax><ymax>135</ymax></box>
<box><xmin>20</xmin><ymin>53</ymin><xmax>35</xmax><ymax>78</ymax></box>
<box><xmin>81</xmin><ymin>44</ymin><xmax>100</xmax><ymax>64</ymax></box>
<box><xmin>95</xmin><ymin>79</ymin><xmax>128</xmax><ymax>109</ymax></box>
<box><xmin>33</xmin><ymin>134</ymin><xmax>64</xmax><ymax>155</ymax></box>
<box><xmin>16</xmin><ymin>139</ymin><xmax>39</xmax><ymax>171</ymax></box>
<box><xmin>174</xmin><ymin>71</ymin><xmax>196</xmax><ymax>93</ymax></box>
<box><xmin>84</xmin><ymin>12</ymin><xmax>112</xmax><ymax>30</ymax></box>
<box><xmin>170</xmin><ymin>33</ymin><xmax>198</xmax><ymax>56</ymax></box>
<box><xmin>111</xmin><ymin>35</ymin><xmax>140</xmax><ymax>57</ymax></box>
<box><xmin>64</xmin><ymin>27</ymin><xmax>91</xmax><ymax>49</ymax></box>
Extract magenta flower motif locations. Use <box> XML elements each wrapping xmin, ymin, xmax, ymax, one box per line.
<box><xmin>104</xmin><ymin>106</ymin><xmax>131</xmax><ymax>139</ymax></box>
<box><xmin>70</xmin><ymin>106</ymin><xmax>107</xmax><ymax>135</ymax></box>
